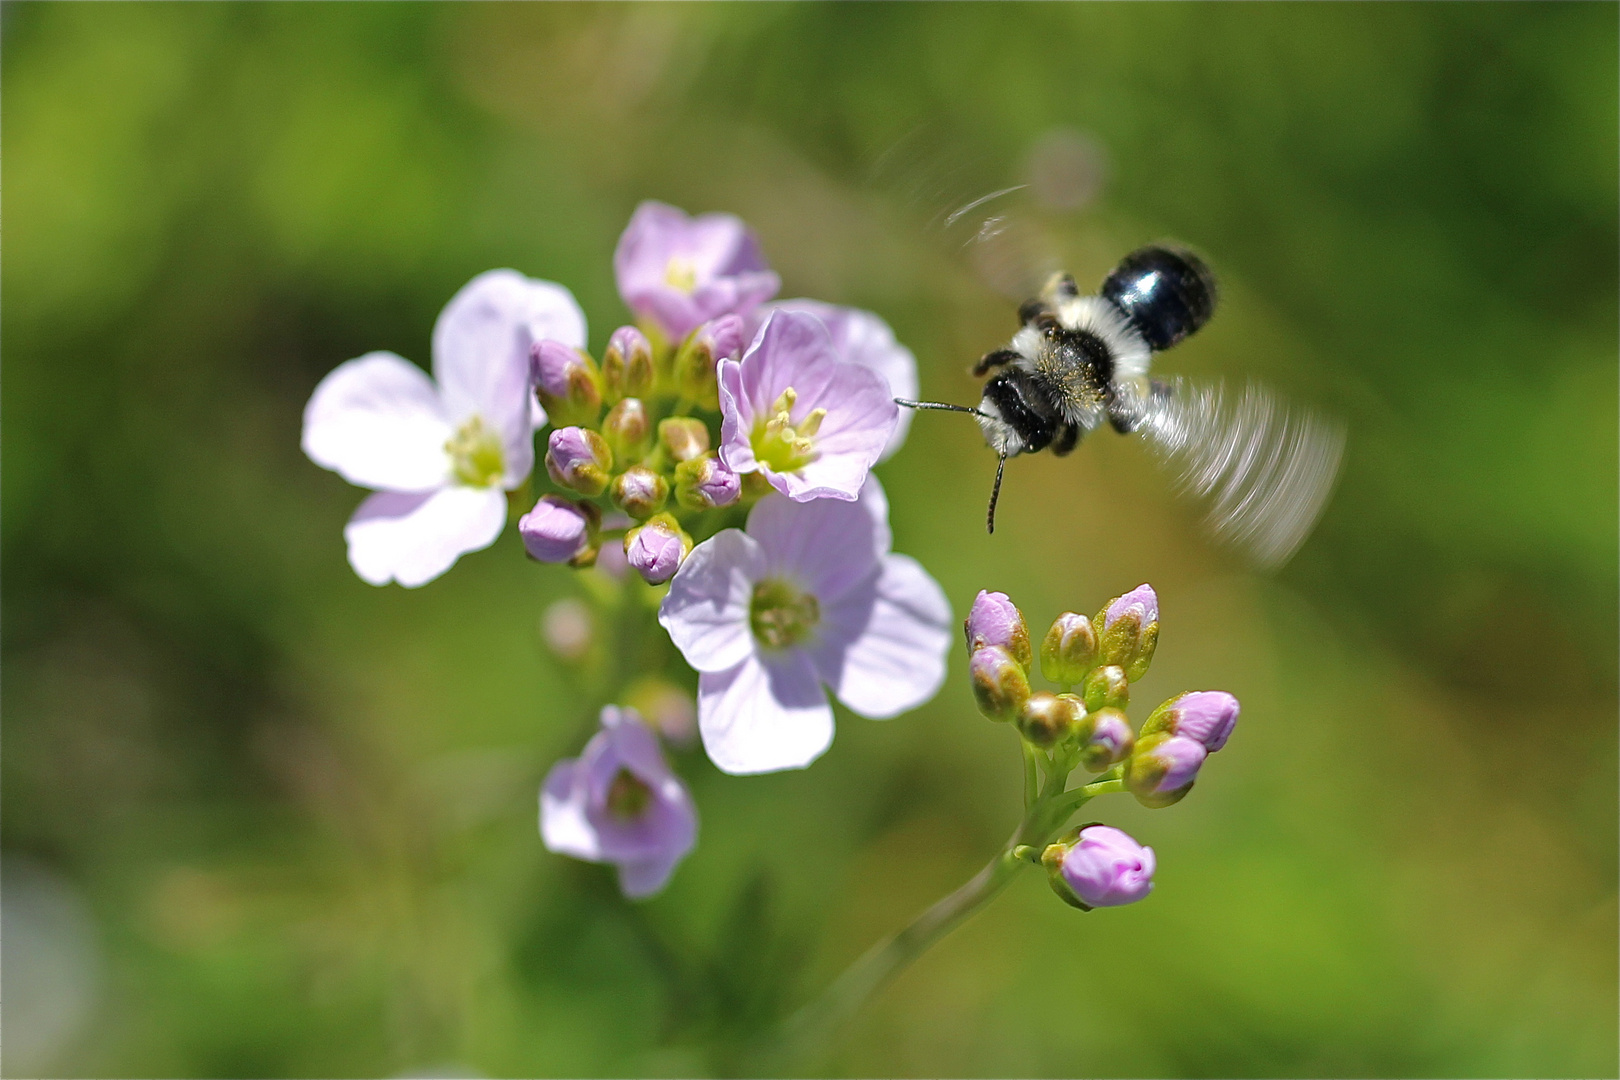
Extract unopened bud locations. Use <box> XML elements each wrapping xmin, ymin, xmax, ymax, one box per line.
<box><xmin>1095</xmin><ymin>583</ymin><xmax>1159</xmax><ymax>680</ymax></box>
<box><xmin>602</xmin><ymin>397</ymin><xmax>652</xmax><ymax>461</ymax></box>
<box><xmin>545</xmin><ymin>426</ymin><xmax>613</xmax><ymax>496</ymax></box>
<box><xmin>602</xmin><ymin>325</ymin><xmax>655</xmax><ymax>400</ymax></box>
<box><xmin>673</xmin><ymin>314</ymin><xmax>743</xmax><ymax>409</ymax></box>
<box><xmin>519</xmin><ymin>495</ymin><xmax>600</xmax><ymax>566</ymax></box>
<box><xmin>624</xmin><ymin>513</ymin><xmax>692</xmax><ymax>585</ymax></box>
<box><xmin>1124</xmin><ymin>731</ymin><xmax>1206</xmax><ymax>808</ymax></box>
<box><xmin>1016</xmin><ymin>691</ymin><xmax>1083</xmax><ymax>748</ymax></box>
<box><xmin>531</xmin><ymin>340</ymin><xmax>602</xmax><ymax>425</ymax></box>
<box><xmin>674</xmin><ymin>453</ymin><xmax>742</xmax><ymax>509</ymax></box>
<box><xmin>969</xmin><ymin>645</ymin><xmax>1029</xmax><ymax>722</ymax></box>
<box><xmin>1041</xmin><ymin>824</ymin><xmax>1155</xmax><ymax>910</ymax></box>
<box><xmin>1076</xmin><ymin>707</ymin><xmax>1134</xmax><ymax>772</ymax></box>
<box><xmin>1041</xmin><ymin>611</ymin><xmax>1098</xmax><ymax>685</ymax></box>
<box><xmin>610</xmin><ymin>465</ymin><xmax>669</xmax><ymax>520</ymax></box>
<box><xmin>1082</xmin><ymin>665</ymin><xmax>1129</xmax><ymax>712</ymax></box>
<box><xmin>658</xmin><ymin>416</ymin><xmax>711</xmax><ymax>463</ymax></box>
<box><xmin>964</xmin><ymin>590</ymin><xmax>1031</xmax><ymax>667</ymax></box>
<box><xmin>1141</xmin><ymin>690</ymin><xmax>1240</xmax><ymax>752</ymax></box>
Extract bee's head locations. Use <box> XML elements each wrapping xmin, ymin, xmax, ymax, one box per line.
<box><xmin>977</xmin><ymin>371</ymin><xmax>1056</xmax><ymax>458</ymax></box>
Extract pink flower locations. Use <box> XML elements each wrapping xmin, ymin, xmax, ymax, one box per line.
<box><xmin>658</xmin><ymin>478</ymin><xmax>951</xmax><ymax>774</ymax></box>
<box><xmin>718</xmin><ymin>311</ymin><xmax>898</xmax><ymax>503</ymax></box>
<box><xmin>1059</xmin><ymin>825</ymin><xmax>1155</xmax><ymax>908</ymax></box>
<box><xmin>614</xmin><ymin>202</ymin><xmax>780</xmax><ymax>341</ymax></box>
<box><xmin>540</xmin><ymin>706</ymin><xmax>698</xmax><ymax>899</ymax></box>
<box><xmin>302</xmin><ymin>270</ymin><xmax>585</xmax><ymax>587</ymax></box>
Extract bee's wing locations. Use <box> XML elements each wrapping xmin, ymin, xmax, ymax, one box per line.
<box><xmin>1122</xmin><ymin>378</ymin><xmax>1345</xmax><ymax>570</ymax></box>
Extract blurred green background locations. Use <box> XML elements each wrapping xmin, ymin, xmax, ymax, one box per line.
<box><xmin>4</xmin><ymin>3</ymin><xmax>1616</xmax><ymax>1077</ymax></box>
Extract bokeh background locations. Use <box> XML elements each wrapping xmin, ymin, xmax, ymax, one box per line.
<box><xmin>4</xmin><ymin>4</ymin><xmax>1616</xmax><ymax>1077</ymax></box>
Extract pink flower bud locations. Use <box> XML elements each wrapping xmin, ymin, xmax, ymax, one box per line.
<box><xmin>1077</xmin><ymin>707</ymin><xmax>1134</xmax><ymax>772</ymax></box>
<box><xmin>674</xmin><ymin>453</ymin><xmax>742</xmax><ymax>509</ymax></box>
<box><xmin>1044</xmin><ymin>825</ymin><xmax>1155</xmax><ymax>909</ymax></box>
<box><xmin>964</xmin><ymin>590</ymin><xmax>1031</xmax><ymax>667</ymax></box>
<box><xmin>531</xmin><ymin>340</ymin><xmax>601</xmax><ymax>424</ymax></box>
<box><xmin>969</xmin><ymin>645</ymin><xmax>1030</xmax><ymax>723</ymax></box>
<box><xmin>1125</xmin><ymin>732</ymin><xmax>1207</xmax><ymax>808</ymax></box>
<box><xmin>545</xmin><ymin>426</ymin><xmax>613</xmax><ymax>496</ymax></box>
<box><xmin>610</xmin><ymin>465</ymin><xmax>670</xmax><ymax>520</ymax></box>
<box><xmin>1097</xmin><ymin>582</ymin><xmax>1159</xmax><ymax>679</ymax></box>
<box><xmin>625</xmin><ymin>514</ymin><xmax>691</xmax><ymax>585</ymax></box>
<box><xmin>519</xmin><ymin>495</ymin><xmax>597</xmax><ymax>564</ymax></box>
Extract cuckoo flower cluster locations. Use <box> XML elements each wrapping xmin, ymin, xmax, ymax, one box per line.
<box><xmin>965</xmin><ymin>584</ymin><xmax>1239</xmax><ymax>909</ymax></box>
<box><xmin>302</xmin><ymin>202</ymin><xmax>949</xmax><ymax>897</ymax></box>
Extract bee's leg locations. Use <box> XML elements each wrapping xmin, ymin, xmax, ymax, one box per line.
<box><xmin>1017</xmin><ymin>299</ymin><xmax>1062</xmax><ymax>333</ymax></box>
<box><xmin>972</xmin><ymin>348</ymin><xmax>1020</xmax><ymax>378</ymax></box>
<box><xmin>1040</xmin><ymin>272</ymin><xmax>1080</xmax><ymax>305</ymax></box>
<box><xmin>1050</xmin><ymin>420</ymin><xmax>1082</xmax><ymax>457</ymax></box>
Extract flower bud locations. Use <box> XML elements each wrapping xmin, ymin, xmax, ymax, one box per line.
<box><xmin>1141</xmin><ymin>691</ymin><xmax>1240</xmax><ymax>752</ymax></box>
<box><xmin>601</xmin><ymin>325</ymin><xmax>655</xmax><ymax>400</ymax></box>
<box><xmin>1081</xmin><ymin>664</ymin><xmax>1129</xmax><ymax>713</ymax></box>
<box><xmin>1041</xmin><ymin>825</ymin><xmax>1155</xmax><ymax>910</ymax></box>
<box><xmin>623</xmin><ymin>676</ymin><xmax>697</xmax><ymax>748</ymax></box>
<box><xmin>964</xmin><ymin>590</ymin><xmax>1032</xmax><ymax>668</ymax></box>
<box><xmin>969</xmin><ymin>646</ymin><xmax>1029</xmax><ymax>722</ymax></box>
<box><xmin>541</xmin><ymin>597</ymin><xmax>594</xmax><ymax>662</ymax></box>
<box><xmin>531</xmin><ymin>340</ymin><xmax>602</xmax><ymax>426</ymax></box>
<box><xmin>674</xmin><ymin>453</ymin><xmax>742</xmax><ymax>510</ymax></box>
<box><xmin>624</xmin><ymin>513</ymin><xmax>692</xmax><ymax>585</ymax></box>
<box><xmin>1016</xmin><ymin>691</ymin><xmax>1083</xmax><ymax>749</ymax></box>
<box><xmin>673</xmin><ymin>314</ymin><xmax>743</xmax><ymax>409</ymax></box>
<box><xmin>610</xmin><ymin>465</ymin><xmax>670</xmax><ymax>520</ymax></box>
<box><xmin>657</xmin><ymin>416</ymin><xmax>711</xmax><ymax>463</ymax></box>
<box><xmin>1075</xmin><ymin>707</ymin><xmax>1134</xmax><ymax>772</ymax></box>
<box><xmin>1095</xmin><ymin>583</ymin><xmax>1159</xmax><ymax>680</ymax></box>
<box><xmin>1124</xmin><ymin>732</ymin><xmax>1206</xmax><ymax>808</ymax></box>
<box><xmin>1040</xmin><ymin>611</ymin><xmax>1098</xmax><ymax>686</ymax></box>
<box><xmin>602</xmin><ymin>397</ymin><xmax>652</xmax><ymax>461</ymax></box>
<box><xmin>519</xmin><ymin>495</ymin><xmax>600</xmax><ymax>566</ymax></box>
<box><xmin>545</xmin><ymin>426</ymin><xmax>613</xmax><ymax>496</ymax></box>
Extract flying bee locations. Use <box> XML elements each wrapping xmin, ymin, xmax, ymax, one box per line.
<box><xmin>899</xmin><ymin>245</ymin><xmax>1345</xmax><ymax>569</ymax></box>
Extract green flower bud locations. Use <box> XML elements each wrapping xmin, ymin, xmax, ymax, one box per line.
<box><xmin>672</xmin><ymin>314</ymin><xmax>742</xmax><ymax>410</ymax></box>
<box><xmin>658</xmin><ymin>416</ymin><xmax>711</xmax><ymax>463</ymax></box>
<box><xmin>532</xmin><ymin>341</ymin><xmax>602</xmax><ymax>427</ymax></box>
<box><xmin>1082</xmin><ymin>665</ymin><xmax>1129</xmax><ymax>712</ymax></box>
<box><xmin>610</xmin><ymin>465</ymin><xmax>670</xmax><ymax>520</ymax></box>
<box><xmin>602</xmin><ymin>397</ymin><xmax>652</xmax><ymax>461</ymax></box>
<box><xmin>1016</xmin><ymin>691</ymin><xmax>1084</xmax><ymax>749</ymax></box>
<box><xmin>1074</xmin><ymin>707</ymin><xmax>1134</xmax><ymax>772</ymax></box>
<box><xmin>602</xmin><ymin>326</ymin><xmax>655</xmax><ymax>400</ymax></box>
<box><xmin>1124</xmin><ymin>730</ymin><xmax>1207</xmax><ymax>808</ymax></box>
<box><xmin>1094</xmin><ymin>584</ymin><xmax>1159</xmax><ymax>680</ymax></box>
<box><xmin>674</xmin><ymin>453</ymin><xmax>742</xmax><ymax>510</ymax></box>
<box><xmin>1041</xmin><ymin>611</ymin><xmax>1098</xmax><ymax>685</ymax></box>
<box><xmin>969</xmin><ymin>646</ymin><xmax>1029</xmax><ymax>722</ymax></box>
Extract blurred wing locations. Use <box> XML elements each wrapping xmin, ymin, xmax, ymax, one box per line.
<box><xmin>1124</xmin><ymin>378</ymin><xmax>1345</xmax><ymax>570</ymax></box>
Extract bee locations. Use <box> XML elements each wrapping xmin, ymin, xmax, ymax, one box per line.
<box><xmin>899</xmin><ymin>245</ymin><xmax>1344</xmax><ymax>569</ymax></box>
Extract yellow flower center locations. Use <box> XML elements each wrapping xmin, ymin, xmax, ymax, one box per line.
<box><xmin>750</xmin><ymin>387</ymin><xmax>827</xmax><ymax>474</ymax></box>
<box><xmin>445</xmin><ymin>415</ymin><xmax>505</xmax><ymax>488</ymax></box>
<box><xmin>664</xmin><ymin>257</ymin><xmax>699</xmax><ymax>294</ymax></box>
<box><xmin>749</xmin><ymin>578</ymin><xmax>821</xmax><ymax>651</ymax></box>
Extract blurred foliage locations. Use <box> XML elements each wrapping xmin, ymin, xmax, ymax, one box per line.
<box><xmin>2</xmin><ymin>3</ymin><xmax>1615</xmax><ymax>1077</ymax></box>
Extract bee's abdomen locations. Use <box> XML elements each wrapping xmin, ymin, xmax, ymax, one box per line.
<box><xmin>1100</xmin><ymin>246</ymin><xmax>1217</xmax><ymax>351</ymax></box>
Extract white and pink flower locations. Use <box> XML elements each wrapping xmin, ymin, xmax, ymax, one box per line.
<box><xmin>614</xmin><ymin>201</ymin><xmax>780</xmax><ymax>341</ymax></box>
<box><xmin>302</xmin><ymin>270</ymin><xmax>585</xmax><ymax>587</ymax></box>
<box><xmin>658</xmin><ymin>478</ymin><xmax>951</xmax><ymax>775</ymax></box>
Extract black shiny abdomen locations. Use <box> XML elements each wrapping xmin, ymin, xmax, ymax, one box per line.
<box><xmin>1100</xmin><ymin>246</ymin><xmax>1217</xmax><ymax>351</ymax></box>
<box><xmin>985</xmin><ymin>370</ymin><xmax>1058</xmax><ymax>454</ymax></box>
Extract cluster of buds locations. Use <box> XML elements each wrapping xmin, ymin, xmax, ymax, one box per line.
<box><xmin>523</xmin><ymin>322</ymin><xmax>748</xmax><ymax>582</ymax></box>
<box><xmin>966</xmin><ymin>585</ymin><xmax>1242</xmax><ymax>910</ymax></box>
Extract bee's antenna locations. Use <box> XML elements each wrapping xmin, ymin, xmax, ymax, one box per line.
<box><xmin>895</xmin><ymin>397</ymin><xmax>990</xmax><ymax>419</ymax></box>
<box><xmin>986</xmin><ymin>453</ymin><xmax>1007</xmax><ymax>534</ymax></box>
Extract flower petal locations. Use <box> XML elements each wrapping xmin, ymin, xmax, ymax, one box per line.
<box><xmin>698</xmin><ymin>654</ymin><xmax>835</xmax><ymax>775</ymax></box>
<box><xmin>343</xmin><ymin>486</ymin><xmax>506</xmax><ymax>588</ymax></box>
<box><xmin>618</xmin><ymin>853</ymin><xmax>686</xmax><ymax>899</ymax></box>
<box><xmin>813</xmin><ymin>553</ymin><xmax>952</xmax><ymax>719</ymax></box>
<box><xmin>539</xmin><ymin>758</ymin><xmax>602</xmax><ymax>861</ymax></box>
<box><xmin>745</xmin><ymin>489</ymin><xmax>883</xmax><ymax>606</ymax></box>
<box><xmin>301</xmin><ymin>352</ymin><xmax>452</xmax><ymax>492</ymax></box>
<box><xmin>433</xmin><ymin>269</ymin><xmax>587</xmax><ymax>485</ymax></box>
<box><xmin>658</xmin><ymin>529</ymin><xmax>766</xmax><ymax>673</ymax></box>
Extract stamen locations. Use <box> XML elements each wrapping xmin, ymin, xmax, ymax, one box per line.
<box><xmin>445</xmin><ymin>415</ymin><xmax>506</xmax><ymax>488</ymax></box>
<box><xmin>750</xmin><ymin>578</ymin><xmax>821</xmax><ymax>650</ymax></box>
<box><xmin>664</xmin><ymin>257</ymin><xmax>698</xmax><ymax>293</ymax></box>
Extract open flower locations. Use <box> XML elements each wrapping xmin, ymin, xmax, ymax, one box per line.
<box><xmin>540</xmin><ymin>706</ymin><xmax>697</xmax><ymax>899</ymax></box>
<box><xmin>614</xmin><ymin>201</ymin><xmax>780</xmax><ymax>341</ymax></box>
<box><xmin>658</xmin><ymin>478</ymin><xmax>951</xmax><ymax>774</ymax></box>
<box><xmin>756</xmin><ymin>300</ymin><xmax>918</xmax><ymax>461</ymax></box>
<box><xmin>303</xmin><ymin>270</ymin><xmax>586</xmax><ymax>587</ymax></box>
<box><xmin>718</xmin><ymin>311</ymin><xmax>899</xmax><ymax>503</ymax></box>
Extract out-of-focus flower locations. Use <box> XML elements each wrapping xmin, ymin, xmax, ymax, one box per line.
<box><xmin>519</xmin><ymin>495</ymin><xmax>599</xmax><ymax>565</ymax></box>
<box><xmin>540</xmin><ymin>707</ymin><xmax>697</xmax><ymax>898</ymax></box>
<box><xmin>755</xmin><ymin>300</ymin><xmax>918</xmax><ymax>461</ymax></box>
<box><xmin>658</xmin><ymin>478</ymin><xmax>951</xmax><ymax>774</ymax></box>
<box><xmin>1142</xmin><ymin>691</ymin><xmax>1240</xmax><ymax>752</ymax></box>
<box><xmin>614</xmin><ymin>202</ymin><xmax>780</xmax><ymax>341</ymax></box>
<box><xmin>541</xmin><ymin>597</ymin><xmax>594</xmax><ymax>662</ymax></box>
<box><xmin>1042</xmin><ymin>825</ymin><xmax>1155</xmax><ymax>909</ymax></box>
<box><xmin>623</xmin><ymin>677</ymin><xmax>699</xmax><ymax>748</ymax></box>
<box><xmin>718</xmin><ymin>311</ymin><xmax>898</xmax><ymax>503</ymax></box>
<box><xmin>1125</xmin><ymin>732</ymin><xmax>1207</xmax><ymax>808</ymax></box>
<box><xmin>964</xmin><ymin>590</ymin><xmax>1031</xmax><ymax>667</ymax></box>
<box><xmin>625</xmin><ymin>514</ymin><xmax>692</xmax><ymax>585</ymax></box>
<box><xmin>303</xmin><ymin>271</ymin><xmax>585</xmax><ymax>586</ymax></box>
